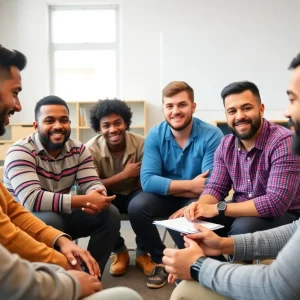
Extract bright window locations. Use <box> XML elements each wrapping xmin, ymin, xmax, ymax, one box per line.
<box><xmin>50</xmin><ymin>6</ymin><xmax>118</xmax><ymax>101</ymax></box>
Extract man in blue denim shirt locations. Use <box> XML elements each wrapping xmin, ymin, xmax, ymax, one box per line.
<box><xmin>128</xmin><ymin>81</ymin><xmax>223</xmax><ymax>289</ymax></box>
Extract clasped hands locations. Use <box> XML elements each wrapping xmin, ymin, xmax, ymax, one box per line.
<box><xmin>82</xmin><ymin>187</ymin><xmax>116</xmax><ymax>215</ymax></box>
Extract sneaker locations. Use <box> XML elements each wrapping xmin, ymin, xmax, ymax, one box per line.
<box><xmin>147</xmin><ymin>266</ymin><xmax>168</xmax><ymax>289</ymax></box>
<box><xmin>109</xmin><ymin>251</ymin><xmax>130</xmax><ymax>276</ymax></box>
<box><xmin>135</xmin><ymin>254</ymin><xmax>155</xmax><ymax>276</ymax></box>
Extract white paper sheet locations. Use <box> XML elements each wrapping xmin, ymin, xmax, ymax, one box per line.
<box><xmin>153</xmin><ymin>217</ymin><xmax>224</xmax><ymax>234</ymax></box>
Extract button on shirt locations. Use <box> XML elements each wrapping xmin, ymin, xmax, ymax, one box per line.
<box><xmin>202</xmin><ymin>119</ymin><xmax>300</xmax><ymax>217</ymax></box>
<box><xmin>141</xmin><ymin>118</ymin><xmax>223</xmax><ymax>195</ymax></box>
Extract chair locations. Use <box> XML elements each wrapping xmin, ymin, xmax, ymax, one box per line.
<box><xmin>120</xmin><ymin>213</ymin><xmax>169</xmax><ymax>251</ymax></box>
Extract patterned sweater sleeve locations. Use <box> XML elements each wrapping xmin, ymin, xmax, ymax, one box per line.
<box><xmin>200</xmin><ymin>221</ymin><xmax>300</xmax><ymax>300</ymax></box>
<box><xmin>4</xmin><ymin>144</ymin><xmax>73</xmax><ymax>213</ymax></box>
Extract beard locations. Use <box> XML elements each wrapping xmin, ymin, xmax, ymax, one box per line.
<box><xmin>291</xmin><ymin>118</ymin><xmax>300</xmax><ymax>156</ymax></box>
<box><xmin>229</xmin><ymin>115</ymin><xmax>262</xmax><ymax>140</ymax></box>
<box><xmin>38</xmin><ymin>130</ymin><xmax>71</xmax><ymax>151</ymax></box>
<box><xmin>166</xmin><ymin>114</ymin><xmax>193</xmax><ymax>132</ymax></box>
<box><xmin>0</xmin><ymin>114</ymin><xmax>6</xmax><ymax>136</ymax></box>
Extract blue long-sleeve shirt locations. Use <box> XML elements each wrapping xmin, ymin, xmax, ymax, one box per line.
<box><xmin>141</xmin><ymin>118</ymin><xmax>223</xmax><ymax>195</ymax></box>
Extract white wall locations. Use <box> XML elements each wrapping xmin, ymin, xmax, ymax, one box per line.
<box><xmin>1</xmin><ymin>0</ymin><xmax>299</xmax><ymax>129</ymax></box>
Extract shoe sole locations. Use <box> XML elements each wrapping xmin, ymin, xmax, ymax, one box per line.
<box><xmin>135</xmin><ymin>261</ymin><xmax>152</xmax><ymax>276</ymax></box>
<box><xmin>147</xmin><ymin>281</ymin><xmax>167</xmax><ymax>289</ymax></box>
<box><xmin>109</xmin><ymin>270</ymin><xmax>127</xmax><ymax>276</ymax></box>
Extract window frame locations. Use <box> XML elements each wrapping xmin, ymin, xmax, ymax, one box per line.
<box><xmin>49</xmin><ymin>5</ymin><xmax>120</xmax><ymax>99</ymax></box>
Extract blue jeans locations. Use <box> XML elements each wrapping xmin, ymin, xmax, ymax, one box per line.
<box><xmin>128</xmin><ymin>191</ymin><xmax>195</xmax><ymax>263</ymax></box>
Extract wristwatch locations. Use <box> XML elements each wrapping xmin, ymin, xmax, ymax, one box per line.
<box><xmin>190</xmin><ymin>256</ymin><xmax>207</xmax><ymax>281</ymax></box>
<box><xmin>217</xmin><ymin>201</ymin><xmax>227</xmax><ymax>216</ymax></box>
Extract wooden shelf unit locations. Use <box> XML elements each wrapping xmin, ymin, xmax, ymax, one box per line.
<box><xmin>0</xmin><ymin>100</ymin><xmax>147</xmax><ymax>161</ymax></box>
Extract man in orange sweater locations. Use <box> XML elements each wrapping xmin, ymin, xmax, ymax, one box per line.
<box><xmin>0</xmin><ymin>45</ymin><xmax>100</xmax><ymax>277</ymax></box>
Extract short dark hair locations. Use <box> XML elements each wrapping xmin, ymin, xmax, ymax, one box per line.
<box><xmin>162</xmin><ymin>81</ymin><xmax>194</xmax><ymax>103</ymax></box>
<box><xmin>221</xmin><ymin>81</ymin><xmax>261</xmax><ymax>106</ymax></box>
<box><xmin>0</xmin><ymin>45</ymin><xmax>27</xmax><ymax>81</ymax></box>
<box><xmin>289</xmin><ymin>53</ymin><xmax>300</xmax><ymax>70</ymax></box>
<box><xmin>34</xmin><ymin>95</ymin><xmax>69</xmax><ymax>121</ymax></box>
<box><xmin>90</xmin><ymin>99</ymin><xmax>132</xmax><ymax>132</ymax></box>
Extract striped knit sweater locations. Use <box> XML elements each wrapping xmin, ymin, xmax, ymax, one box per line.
<box><xmin>4</xmin><ymin>133</ymin><xmax>105</xmax><ymax>214</ymax></box>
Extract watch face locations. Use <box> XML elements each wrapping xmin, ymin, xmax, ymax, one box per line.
<box><xmin>218</xmin><ymin>201</ymin><xmax>226</xmax><ymax>210</ymax></box>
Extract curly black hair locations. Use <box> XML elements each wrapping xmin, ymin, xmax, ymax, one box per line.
<box><xmin>90</xmin><ymin>99</ymin><xmax>132</xmax><ymax>132</ymax></box>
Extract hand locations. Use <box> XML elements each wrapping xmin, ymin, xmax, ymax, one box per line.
<box><xmin>67</xmin><ymin>270</ymin><xmax>102</xmax><ymax>298</ymax></box>
<box><xmin>190</xmin><ymin>170</ymin><xmax>209</xmax><ymax>194</ymax></box>
<box><xmin>123</xmin><ymin>156</ymin><xmax>142</xmax><ymax>178</ymax></box>
<box><xmin>82</xmin><ymin>189</ymin><xmax>116</xmax><ymax>214</ymax></box>
<box><xmin>163</xmin><ymin>236</ymin><xmax>205</xmax><ymax>281</ymax></box>
<box><xmin>169</xmin><ymin>207</ymin><xmax>186</xmax><ymax>219</ymax></box>
<box><xmin>186</xmin><ymin>224</ymin><xmax>228</xmax><ymax>256</ymax></box>
<box><xmin>168</xmin><ymin>273</ymin><xmax>177</xmax><ymax>284</ymax></box>
<box><xmin>184</xmin><ymin>202</ymin><xmax>218</xmax><ymax>221</ymax></box>
<box><xmin>56</xmin><ymin>236</ymin><xmax>101</xmax><ymax>278</ymax></box>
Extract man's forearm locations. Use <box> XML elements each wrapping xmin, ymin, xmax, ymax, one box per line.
<box><xmin>71</xmin><ymin>195</ymin><xmax>87</xmax><ymax>209</ymax></box>
<box><xmin>225</xmin><ymin>200</ymin><xmax>259</xmax><ymax>217</ymax></box>
<box><xmin>0</xmin><ymin>245</ymin><xmax>79</xmax><ymax>300</ymax></box>
<box><xmin>200</xmin><ymin>224</ymin><xmax>300</xmax><ymax>299</ymax></box>
<box><xmin>102</xmin><ymin>172</ymin><xmax>127</xmax><ymax>190</ymax></box>
<box><xmin>173</xmin><ymin>191</ymin><xmax>200</xmax><ymax>198</ymax></box>
<box><xmin>168</xmin><ymin>180</ymin><xmax>192</xmax><ymax>195</ymax></box>
<box><xmin>198</xmin><ymin>194</ymin><xmax>219</xmax><ymax>205</ymax></box>
<box><xmin>220</xmin><ymin>237</ymin><xmax>234</xmax><ymax>254</ymax></box>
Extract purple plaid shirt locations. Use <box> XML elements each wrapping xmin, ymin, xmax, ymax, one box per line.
<box><xmin>203</xmin><ymin>119</ymin><xmax>300</xmax><ymax>217</ymax></box>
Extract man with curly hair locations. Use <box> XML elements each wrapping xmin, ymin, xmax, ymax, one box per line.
<box><xmin>86</xmin><ymin>99</ymin><xmax>155</xmax><ymax>277</ymax></box>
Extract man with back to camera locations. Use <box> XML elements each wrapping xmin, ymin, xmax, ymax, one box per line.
<box><xmin>4</xmin><ymin>95</ymin><xmax>120</xmax><ymax>274</ymax></box>
<box><xmin>163</xmin><ymin>52</ymin><xmax>300</xmax><ymax>300</ymax></box>
<box><xmin>85</xmin><ymin>99</ymin><xmax>155</xmax><ymax>277</ymax></box>
<box><xmin>127</xmin><ymin>81</ymin><xmax>223</xmax><ymax>288</ymax></box>
<box><xmin>0</xmin><ymin>45</ymin><xmax>142</xmax><ymax>300</ymax></box>
<box><xmin>183</xmin><ymin>81</ymin><xmax>300</xmax><ymax>238</ymax></box>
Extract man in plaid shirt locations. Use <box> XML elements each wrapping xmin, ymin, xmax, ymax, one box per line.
<box><xmin>181</xmin><ymin>80</ymin><xmax>300</xmax><ymax>242</ymax></box>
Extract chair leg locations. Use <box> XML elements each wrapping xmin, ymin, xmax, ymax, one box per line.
<box><xmin>162</xmin><ymin>228</ymin><xmax>167</xmax><ymax>243</ymax></box>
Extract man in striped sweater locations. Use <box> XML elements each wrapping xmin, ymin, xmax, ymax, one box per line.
<box><xmin>4</xmin><ymin>95</ymin><xmax>120</xmax><ymax>273</ymax></box>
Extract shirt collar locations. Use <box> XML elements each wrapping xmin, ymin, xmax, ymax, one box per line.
<box><xmin>165</xmin><ymin>118</ymin><xmax>197</xmax><ymax>141</ymax></box>
<box><xmin>33</xmin><ymin>132</ymin><xmax>68</xmax><ymax>157</ymax></box>
<box><xmin>99</xmin><ymin>132</ymin><xmax>135</xmax><ymax>157</ymax></box>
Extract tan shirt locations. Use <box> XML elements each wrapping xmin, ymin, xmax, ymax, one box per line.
<box><xmin>85</xmin><ymin>132</ymin><xmax>144</xmax><ymax>195</ymax></box>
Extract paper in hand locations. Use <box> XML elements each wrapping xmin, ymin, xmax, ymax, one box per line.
<box><xmin>153</xmin><ymin>217</ymin><xmax>224</xmax><ymax>234</ymax></box>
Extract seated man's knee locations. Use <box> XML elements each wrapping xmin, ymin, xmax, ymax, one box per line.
<box><xmin>171</xmin><ymin>280</ymin><xmax>229</xmax><ymax>300</ymax></box>
<box><xmin>33</xmin><ymin>212</ymin><xmax>64</xmax><ymax>231</ymax></box>
<box><xmin>127</xmin><ymin>192</ymin><xmax>151</xmax><ymax>217</ymax></box>
<box><xmin>230</xmin><ymin>217</ymin><xmax>262</xmax><ymax>235</ymax></box>
<box><xmin>104</xmin><ymin>205</ymin><xmax>121</xmax><ymax>231</ymax></box>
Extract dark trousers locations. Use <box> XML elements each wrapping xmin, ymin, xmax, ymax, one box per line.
<box><xmin>170</xmin><ymin>204</ymin><xmax>300</xmax><ymax>249</ymax></box>
<box><xmin>110</xmin><ymin>189</ymin><xmax>147</xmax><ymax>254</ymax></box>
<box><xmin>33</xmin><ymin>205</ymin><xmax>120</xmax><ymax>272</ymax></box>
<box><xmin>128</xmin><ymin>191</ymin><xmax>195</xmax><ymax>263</ymax></box>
